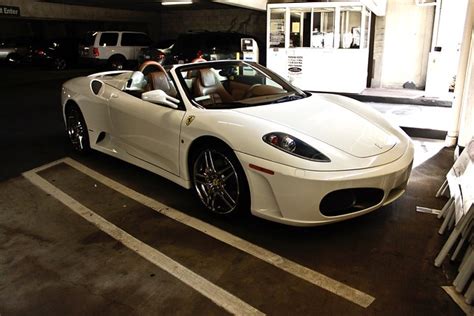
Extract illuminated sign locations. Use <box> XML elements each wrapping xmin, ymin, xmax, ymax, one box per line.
<box><xmin>0</xmin><ymin>5</ymin><xmax>20</xmax><ymax>17</ymax></box>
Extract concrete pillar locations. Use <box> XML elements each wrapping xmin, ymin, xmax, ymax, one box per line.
<box><xmin>370</xmin><ymin>15</ymin><xmax>386</xmax><ymax>88</ymax></box>
<box><xmin>375</xmin><ymin>0</ymin><xmax>434</xmax><ymax>89</ymax></box>
<box><xmin>425</xmin><ymin>0</ymin><xmax>469</xmax><ymax>97</ymax></box>
<box><xmin>445</xmin><ymin>0</ymin><xmax>474</xmax><ymax>147</ymax></box>
<box><xmin>457</xmin><ymin>28</ymin><xmax>474</xmax><ymax>147</ymax></box>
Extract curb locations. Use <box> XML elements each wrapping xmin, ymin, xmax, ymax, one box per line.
<box><xmin>310</xmin><ymin>91</ymin><xmax>453</xmax><ymax>107</ymax></box>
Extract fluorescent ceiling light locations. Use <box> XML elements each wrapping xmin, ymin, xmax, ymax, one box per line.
<box><xmin>162</xmin><ymin>1</ymin><xmax>193</xmax><ymax>5</ymax></box>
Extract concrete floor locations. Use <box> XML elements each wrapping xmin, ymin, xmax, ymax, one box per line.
<box><xmin>370</xmin><ymin>102</ymin><xmax>451</xmax><ymax>132</ymax></box>
<box><xmin>0</xmin><ymin>65</ymin><xmax>465</xmax><ymax>315</ymax></box>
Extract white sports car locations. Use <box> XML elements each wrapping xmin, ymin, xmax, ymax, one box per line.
<box><xmin>61</xmin><ymin>60</ymin><xmax>414</xmax><ymax>226</ymax></box>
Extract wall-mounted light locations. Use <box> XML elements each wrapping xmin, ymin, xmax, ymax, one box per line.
<box><xmin>415</xmin><ymin>0</ymin><xmax>437</xmax><ymax>6</ymax></box>
<box><xmin>162</xmin><ymin>0</ymin><xmax>193</xmax><ymax>5</ymax></box>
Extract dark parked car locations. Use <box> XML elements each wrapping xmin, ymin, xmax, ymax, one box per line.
<box><xmin>138</xmin><ymin>39</ymin><xmax>175</xmax><ymax>65</ymax></box>
<box><xmin>0</xmin><ymin>37</ymin><xmax>31</xmax><ymax>64</ymax></box>
<box><xmin>30</xmin><ymin>38</ymin><xmax>80</xmax><ymax>70</ymax></box>
<box><xmin>145</xmin><ymin>31</ymin><xmax>260</xmax><ymax>65</ymax></box>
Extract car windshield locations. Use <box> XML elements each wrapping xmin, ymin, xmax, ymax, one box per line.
<box><xmin>176</xmin><ymin>61</ymin><xmax>307</xmax><ymax>109</ymax></box>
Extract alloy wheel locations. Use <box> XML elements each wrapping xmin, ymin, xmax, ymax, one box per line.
<box><xmin>54</xmin><ymin>58</ymin><xmax>66</xmax><ymax>70</ymax></box>
<box><xmin>193</xmin><ymin>149</ymin><xmax>240</xmax><ymax>214</ymax></box>
<box><xmin>67</xmin><ymin>109</ymin><xmax>86</xmax><ymax>151</ymax></box>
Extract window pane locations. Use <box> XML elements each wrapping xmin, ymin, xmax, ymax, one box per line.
<box><xmin>99</xmin><ymin>33</ymin><xmax>118</xmax><ymax>46</ymax></box>
<box><xmin>121</xmin><ymin>33</ymin><xmax>135</xmax><ymax>46</ymax></box>
<box><xmin>121</xmin><ymin>33</ymin><xmax>151</xmax><ymax>46</ymax></box>
<box><xmin>269</xmin><ymin>8</ymin><xmax>286</xmax><ymax>48</ymax></box>
<box><xmin>289</xmin><ymin>8</ymin><xmax>311</xmax><ymax>48</ymax></box>
<box><xmin>312</xmin><ymin>8</ymin><xmax>335</xmax><ymax>48</ymax></box>
<box><xmin>340</xmin><ymin>7</ymin><xmax>362</xmax><ymax>49</ymax></box>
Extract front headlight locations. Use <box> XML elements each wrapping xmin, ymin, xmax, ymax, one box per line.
<box><xmin>263</xmin><ymin>132</ymin><xmax>331</xmax><ymax>162</ymax></box>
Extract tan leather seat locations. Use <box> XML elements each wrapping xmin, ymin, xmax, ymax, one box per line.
<box><xmin>146</xmin><ymin>71</ymin><xmax>177</xmax><ymax>97</ymax></box>
<box><xmin>193</xmin><ymin>68</ymin><xmax>234</xmax><ymax>105</ymax></box>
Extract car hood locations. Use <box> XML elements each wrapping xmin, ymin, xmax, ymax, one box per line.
<box><xmin>234</xmin><ymin>94</ymin><xmax>398</xmax><ymax>158</ymax></box>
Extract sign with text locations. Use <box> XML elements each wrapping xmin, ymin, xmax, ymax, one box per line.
<box><xmin>0</xmin><ymin>5</ymin><xmax>20</xmax><ymax>17</ymax></box>
<box><xmin>288</xmin><ymin>55</ymin><xmax>303</xmax><ymax>82</ymax></box>
<box><xmin>447</xmin><ymin>138</ymin><xmax>474</xmax><ymax>224</ymax></box>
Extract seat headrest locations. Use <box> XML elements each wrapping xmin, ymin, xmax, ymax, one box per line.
<box><xmin>199</xmin><ymin>69</ymin><xmax>217</xmax><ymax>87</ymax></box>
<box><xmin>126</xmin><ymin>71</ymin><xmax>146</xmax><ymax>91</ymax></box>
<box><xmin>149</xmin><ymin>71</ymin><xmax>177</xmax><ymax>97</ymax></box>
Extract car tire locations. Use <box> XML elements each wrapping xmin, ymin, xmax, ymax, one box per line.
<box><xmin>66</xmin><ymin>105</ymin><xmax>90</xmax><ymax>153</ymax></box>
<box><xmin>191</xmin><ymin>144</ymin><xmax>250</xmax><ymax>216</ymax></box>
<box><xmin>108</xmin><ymin>55</ymin><xmax>126</xmax><ymax>70</ymax></box>
<box><xmin>54</xmin><ymin>57</ymin><xmax>67</xmax><ymax>70</ymax></box>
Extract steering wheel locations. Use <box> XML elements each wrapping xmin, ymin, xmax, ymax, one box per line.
<box><xmin>244</xmin><ymin>84</ymin><xmax>262</xmax><ymax>98</ymax></box>
<box><xmin>139</xmin><ymin>60</ymin><xmax>166</xmax><ymax>77</ymax></box>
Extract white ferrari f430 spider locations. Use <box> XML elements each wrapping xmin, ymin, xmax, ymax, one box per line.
<box><xmin>61</xmin><ymin>60</ymin><xmax>413</xmax><ymax>226</ymax></box>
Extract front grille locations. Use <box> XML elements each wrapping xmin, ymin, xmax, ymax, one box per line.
<box><xmin>320</xmin><ymin>188</ymin><xmax>384</xmax><ymax>217</ymax></box>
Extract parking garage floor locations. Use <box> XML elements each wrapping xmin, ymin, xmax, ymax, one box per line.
<box><xmin>0</xmin><ymin>66</ymin><xmax>465</xmax><ymax>315</ymax></box>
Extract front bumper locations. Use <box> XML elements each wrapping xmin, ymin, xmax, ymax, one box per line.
<box><xmin>236</xmin><ymin>143</ymin><xmax>414</xmax><ymax>226</ymax></box>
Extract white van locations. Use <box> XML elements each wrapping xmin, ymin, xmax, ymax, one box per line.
<box><xmin>80</xmin><ymin>31</ymin><xmax>152</xmax><ymax>69</ymax></box>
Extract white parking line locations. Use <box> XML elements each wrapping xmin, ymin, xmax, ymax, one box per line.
<box><xmin>23</xmin><ymin>170</ymin><xmax>264</xmax><ymax>316</ymax></box>
<box><xmin>27</xmin><ymin>157</ymin><xmax>376</xmax><ymax>308</ymax></box>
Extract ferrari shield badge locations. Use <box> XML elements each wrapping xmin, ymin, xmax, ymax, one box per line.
<box><xmin>185</xmin><ymin>115</ymin><xmax>195</xmax><ymax>126</ymax></box>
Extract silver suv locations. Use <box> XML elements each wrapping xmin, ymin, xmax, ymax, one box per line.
<box><xmin>79</xmin><ymin>31</ymin><xmax>152</xmax><ymax>69</ymax></box>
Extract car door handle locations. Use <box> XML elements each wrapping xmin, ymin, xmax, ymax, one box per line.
<box><xmin>110</xmin><ymin>93</ymin><xmax>119</xmax><ymax>98</ymax></box>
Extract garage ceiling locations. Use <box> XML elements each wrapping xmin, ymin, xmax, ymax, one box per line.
<box><xmin>42</xmin><ymin>0</ymin><xmax>259</xmax><ymax>12</ymax></box>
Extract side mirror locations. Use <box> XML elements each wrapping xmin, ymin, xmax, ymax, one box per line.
<box><xmin>142</xmin><ymin>90</ymin><xmax>179</xmax><ymax>109</ymax></box>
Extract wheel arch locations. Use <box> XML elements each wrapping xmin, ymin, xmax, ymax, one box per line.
<box><xmin>64</xmin><ymin>99</ymin><xmax>80</xmax><ymax>114</ymax></box>
<box><xmin>186</xmin><ymin>134</ymin><xmax>250</xmax><ymax>215</ymax></box>
<box><xmin>6</xmin><ymin>52</ymin><xmax>18</xmax><ymax>58</ymax></box>
<box><xmin>63</xmin><ymin>99</ymin><xmax>91</xmax><ymax>153</ymax></box>
<box><xmin>63</xmin><ymin>98</ymin><xmax>84</xmax><ymax>123</ymax></box>
<box><xmin>108</xmin><ymin>54</ymin><xmax>127</xmax><ymax>70</ymax></box>
<box><xmin>108</xmin><ymin>53</ymin><xmax>127</xmax><ymax>62</ymax></box>
<box><xmin>186</xmin><ymin>135</ymin><xmax>235</xmax><ymax>179</ymax></box>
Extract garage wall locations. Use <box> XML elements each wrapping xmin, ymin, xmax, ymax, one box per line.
<box><xmin>0</xmin><ymin>0</ymin><xmax>155</xmax><ymax>22</ymax></box>
<box><xmin>0</xmin><ymin>0</ymin><xmax>157</xmax><ymax>41</ymax></box>
<box><xmin>373</xmin><ymin>0</ymin><xmax>434</xmax><ymax>89</ymax></box>
<box><xmin>156</xmin><ymin>8</ymin><xmax>266</xmax><ymax>45</ymax></box>
<box><xmin>0</xmin><ymin>19</ymin><xmax>149</xmax><ymax>39</ymax></box>
<box><xmin>0</xmin><ymin>1</ymin><xmax>266</xmax><ymax>54</ymax></box>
